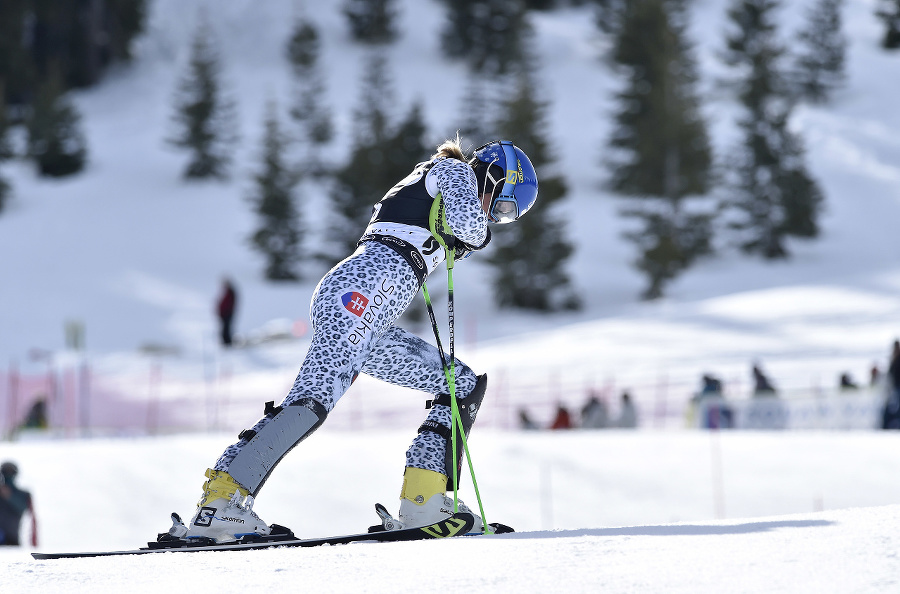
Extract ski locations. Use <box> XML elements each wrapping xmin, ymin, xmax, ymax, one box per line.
<box><xmin>31</xmin><ymin>512</ymin><xmax>475</xmax><ymax>560</ymax></box>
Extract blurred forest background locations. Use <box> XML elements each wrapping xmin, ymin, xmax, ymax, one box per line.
<box><xmin>5</xmin><ymin>0</ymin><xmax>899</xmax><ymax>302</ymax></box>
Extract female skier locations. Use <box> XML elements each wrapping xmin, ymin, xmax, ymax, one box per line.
<box><xmin>169</xmin><ymin>138</ymin><xmax>538</xmax><ymax>542</ymax></box>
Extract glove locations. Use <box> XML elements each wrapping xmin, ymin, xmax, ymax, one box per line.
<box><xmin>453</xmin><ymin>227</ymin><xmax>491</xmax><ymax>260</ymax></box>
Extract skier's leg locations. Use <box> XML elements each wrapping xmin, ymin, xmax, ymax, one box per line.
<box><xmin>180</xmin><ymin>244</ymin><xmax>419</xmax><ymax>542</ymax></box>
<box><xmin>361</xmin><ymin>327</ymin><xmax>488</xmax><ymax>530</ymax></box>
<box><xmin>361</xmin><ymin>326</ymin><xmax>479</xmax><ymax>481</ymax></box>
<box><xmin>361</xmin><ymin>326</ymin><xmax>479</xmax><ymax>396</ymax></box>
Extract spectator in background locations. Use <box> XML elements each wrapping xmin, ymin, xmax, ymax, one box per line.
<box><xmin>839</xmin><ymin>372</ymin><xmax>859</xmax><ymax>391</ymax></box>
<box><xmin>21</xmin><ymin>399</ymin><xmax>48</xmax><ymax>430</ymax></box>
<box><xmin>518</xmin><ymin>408</ymin><xmax>539</xmax><ymax>430</ymax></box>
<box><xmin>580</xmin><ymin>392</ymin><xmax>608</xmax><ymax>429</ymax></box>
<box><xmin>549</xmin><ymin>404</ymin><xmax>572</xmax><ymax>430</ymax></box>
<box><xmin>693</xmin><ymin>374</ymin><xmax>733</xmax><ymax>429</ymax></box>
<box><xmin>0</xmin><ymin>462</ymin><xmax>37</xmax><ymax>547</ymax></box>
<box><xmin>616</xmin><ymin>391</ymin><xmax>638</xmax><ymax>428</ymax></box>
<box><xmin>216</xmin><ymin>278</ymin><xmax>238</xmax><ymax>347</ymax></box>
<box><xmin>889</xmin><ymin>340</ymin><xmax>900</xmax><ymax>394</ymax></box>
<box><xmin>700</xmin><ymin>374</ymin><xmax>723</xmax><ymax>397</ymax></box>
<box><xmin>752</xmin><ymin>364</ymin><xmax>777</xmax><ymax>397</ymax></box>
<box><xmin>871</xmin><ymin>364</ymin><xmax>882</xmax><ymax>387</ymax></box>
<box><xmin>883</xmin><ymin>340</ymin><xmax>900</xmax><ymax>429</ymax></box>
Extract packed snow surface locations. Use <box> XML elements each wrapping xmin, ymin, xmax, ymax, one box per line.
<box><xmin>3</xmin><ymin>431</ymin><xmax>900</xmax><ymax>592</ymax></box>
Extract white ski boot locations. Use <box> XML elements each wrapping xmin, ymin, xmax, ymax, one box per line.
<box><xmin>183</xmin><ymin>469</ymin><xmax>271</xmax><ymax>543</ymax></box>
<box><xmin>393</xmin><ymin>467</ymin><xmax>484</xmax><ymax>534</ymax></box>
<box><xmin>399</xmin><ymin>493</ymin><xmax>484</xmax><ymax>533</ymax></box>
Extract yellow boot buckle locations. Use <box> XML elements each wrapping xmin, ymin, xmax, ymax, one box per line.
<box><xmin>400</xmin><ymin>467</ymin><xmax>447</xmax><ymax>506</ymax></box>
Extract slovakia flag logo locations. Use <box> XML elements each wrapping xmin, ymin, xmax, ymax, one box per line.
<box><xmin>341</xmin><ymin>291</ymin><xmax>369</xmax><ymax>317</ymax></box>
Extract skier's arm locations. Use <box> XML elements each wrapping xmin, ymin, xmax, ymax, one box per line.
<box><xmin>430</xmin><ymin>158</ymin><xmax>489</xmax><ymax>256</ymax></box>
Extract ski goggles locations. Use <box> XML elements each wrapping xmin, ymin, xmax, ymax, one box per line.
<box><xmin>479</xmin><ymin>141</ymin><xmax>521</xmax><ymax>224</ymax></box>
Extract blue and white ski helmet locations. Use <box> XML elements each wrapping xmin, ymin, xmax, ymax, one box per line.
<box><xmin>471</xmin><ymin>140</ymin><xmax>538</xmax><ymax>224</ymax></box>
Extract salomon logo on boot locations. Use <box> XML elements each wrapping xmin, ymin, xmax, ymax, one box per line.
<box><xmin>185</xmin><ymin>493</ymin><xmax>270</xmax><ymax>543</ymax></box>
<box><xmin>194</xmin><ymin>507</ymin><xmax>216</xmax><ymax>527</ymax></box>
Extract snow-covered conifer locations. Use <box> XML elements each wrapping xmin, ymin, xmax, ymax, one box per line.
<box><xmin>168</xmin><ymin>18</ymin><xmax>238</xmax><ymax>180</ymax></box>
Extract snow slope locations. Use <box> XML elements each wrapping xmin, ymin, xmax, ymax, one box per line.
<box><xmin>3</xmin><ymin>431</ymin><xmax>900</xmax><ymax>592</ymax></box>
<box><xmin>7</xmin><ymin>507</ymin><xmax>900</xmax><ymax>593</ymax></box>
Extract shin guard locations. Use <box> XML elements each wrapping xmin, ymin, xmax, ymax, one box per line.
<box><xmin>226</xmin><ymin>398</ymin><xmax>328</xmax><ymax>496</ymax></box>
<box><xmin>418</xmin><ymin>373</ymin><xmax>488</xmax><ymax>492</ymax></box>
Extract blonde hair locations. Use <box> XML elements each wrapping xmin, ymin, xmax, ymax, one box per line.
<box><xmin>431</xmin><ymin>133</ymin><xmax>467</xmax><ymax>161</ymax></box>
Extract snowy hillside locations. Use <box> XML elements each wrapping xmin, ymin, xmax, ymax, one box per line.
<box><xmin>0</xmin><ymin>0</ymin><xmax>898</xmax><ymax>404</ymax></box>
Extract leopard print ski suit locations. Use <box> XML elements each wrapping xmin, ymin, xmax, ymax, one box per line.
<box><xmin>214</xmin><ymin>156</ymin><xmax>489</xmax><ymax>480</ymax></box>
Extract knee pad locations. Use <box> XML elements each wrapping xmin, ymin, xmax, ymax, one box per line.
<box><xmin>226</xmin><ymin>398</ymin><xmax>328</xmax><ymax>496</ymax></box>
<box><xmin>418</xmin><ymin>373</ymin><xmax>487</xmax><ymax>492</ymax></box>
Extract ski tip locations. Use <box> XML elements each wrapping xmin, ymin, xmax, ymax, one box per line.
<box><xmin>486</xmin><ymin>522</ymin><xmax>515</xmax><ymax>535</ymax></box>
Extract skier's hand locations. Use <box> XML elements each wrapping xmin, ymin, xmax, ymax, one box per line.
<box><xmin>453</xmin><ymin>227</ymin><xmax>491</xmax><ymax>260</ymax></box>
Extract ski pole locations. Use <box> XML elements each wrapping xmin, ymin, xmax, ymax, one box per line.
<box><xmin>444</xmin><ymin>252</ymin><xmax>493</xmax><ymax>534</ymax></box>
<box><xmin>425</xmin><ymin>194</ymin><xmax>491</xmax><ymax>533</ymax></box>
<box><xmin>444</xmin><ymin>249</ymin><xmax>459</xmax><ymax>514</ymax></box>
<box><xmin>420</xmin><ymin>281</ymin><xmax>458</xmax><ymax>499</ymax></box>
<box><xmin>421</xmin><ymin>250</ymin><xmax>492</xmax><ymax>534</ymax></box>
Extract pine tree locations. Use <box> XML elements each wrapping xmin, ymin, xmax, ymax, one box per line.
<box><xmin>0</xmin><ymin>174</ymin><xmax>8</xmax><ymax>216</ymax></box>
<box><xmin>26</xmin><ymin>71</ymin><xmax>88</xmax><ymax>177</ymax></box>
<box><xmin>536</xmin><ymin>0</ymin><xmax>593</xmax><ymax>5</ymax></box>
<box><xmin>286</xmin><ymin>17</ymin><xmax>333</xmax><ymax>178</ymax></box>
<box><xmin>327</xmin><ymin>54</ymin><xmax>400</xmax><ymax>261</ymax></box>
<box><xmin>0</xmin><ymin>0</ymin><xmax>36</xmax><ymax>106</ymax></box>
<box><xmin>1</xmin><ymin>0</ymin><xmax>146</xmax><ymax>100</ymax></box>
<box><xmin>605</xmin><ymin>0</ymin><xmax>714</xmax><ymax>299</ymax></box>
<box><xmin>388</xmin><ymin>102</ymin><xmax>429</xmax><ymax>168</ymax></box>
<box><xmin>0</xmin><ymin>84</ymin><xmax>10</xmax><ymax>160</ymax></box>
<box><xmin>440</xmin><ymin>0</ymin><xmax>532</xmax><ymax>76</ymax></box>
<box><xmin>594</xmin><ymin>0</ymin><xmax>628</xmax><ymax>34</ymax></box>
<box><xmin>248</xmin><ymin>102</ymin><xmax>302</xmax><ymax>281</ymax></box>
<box><xmin>793</xmin><ymin>0</ymin><xmax>846</xmax><ymax>103</ymax></box>
<box><xmin>106</xmin><ymin>0</ymin><xmax>149</xmax><ymax>62</ymax></box>
<box><xmin>343</xmin><ymin>0</ymin><xmax>398</xmax><ymax>44</ymax></box>
<box><xmin>386</xmin><ymin>102</ymin><xmax>429</xmax><ymax>324</ymax></box>
<box><xmin>45</xmin><ymin>0</ymin><xmax>148</xmax><ymax>88</ymax></box>
<box><xmin>487</xmin><ymin>57</ymin><xmax>579</xmax><ymax>311</ymax></box>
<box><xmin>168</xmin><ymin>19</ymin><xmax>238</xmax><ymax>180</ymax></box>
<box><xmin>0</xmin><ymin>85</ymin><xmax>11</xmax><ymax>212</ymax></box>
<box><xmin>455</xmin><ymin>71</ymin><xmax>495</xmax><ymax>149</ymax></box>
<box><xmin>524</xmin><ymin>0</ymin><xmax>556</xmax><ymax>9</ymax></box>
<box><xmin>876</xmin><ymin>0</ymin><xmax>900</xmax><ymax>49</ymax></box>
<box><xmin>331</xmin><ymin>97</ymin><xmax>428</xmax><ymax>253</ymax></box>
<box><xmin>721</xmin><ymin>0</ymin><xmax>824</xmax><ymax>259</ymax></box>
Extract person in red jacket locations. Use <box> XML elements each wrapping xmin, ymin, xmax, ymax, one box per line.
<box><xmin>216</xmin><ymin>278</ymin><xmax>237</xmax><ymax>347</ymax></box>
<box><xmin>550</xmin><ymin>404</ymin><xmax>572</xmax><ymax>430</ymax></box>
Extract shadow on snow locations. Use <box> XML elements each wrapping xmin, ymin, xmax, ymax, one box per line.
<box><xmin>498</xmin><ymin>519</ymin><xmax>834</xmax><ymax>539</ymax></box>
